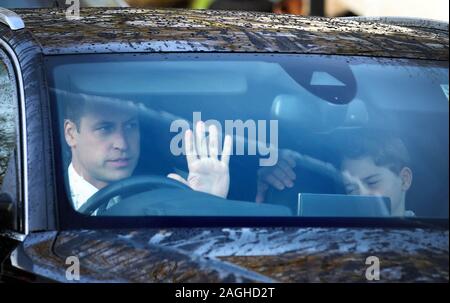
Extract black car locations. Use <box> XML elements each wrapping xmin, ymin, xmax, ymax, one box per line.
<box><xmin>0</xmin><ymin>6</ymin><xmax>448</xmax><ymax>282</ymax></box>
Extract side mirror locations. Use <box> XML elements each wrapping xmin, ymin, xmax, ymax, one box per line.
<box><xmin>0</xmin><ymin>192</ymin><xmax>13</xmax><ymax>230</ymax></box>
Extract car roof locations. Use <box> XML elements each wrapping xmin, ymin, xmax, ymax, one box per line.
<box><xmin>7</xmin><ymin>7</ymin><xmax>450</xmax><ymax>59</ymax></box>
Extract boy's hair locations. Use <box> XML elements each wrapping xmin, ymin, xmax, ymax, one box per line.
<box><xmin>339</xmin><ymin>131</ymin><xmax>411</xmax><ymax>174</ymax></box>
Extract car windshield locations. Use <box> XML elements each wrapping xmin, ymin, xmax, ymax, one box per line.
<box><xmin>45</xmin><ymin>53</ymin><xmax>449</xmax><ymax>219</ymax></box>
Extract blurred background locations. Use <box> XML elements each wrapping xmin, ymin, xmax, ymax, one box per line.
<box><xmin>0</xmin><ymin>0</ymin><xmax>448</xmax><ymax>21</ymax></box>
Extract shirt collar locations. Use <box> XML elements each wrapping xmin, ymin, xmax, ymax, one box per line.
<box><xmin>68</xmin><ymin>162</ymin><xmax>99</xmax><ymax>211</ymax></box>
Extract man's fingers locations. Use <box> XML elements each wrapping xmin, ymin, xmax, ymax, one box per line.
<box><xmin>184</xmin><ymin>129</ymin><xmax>197</xmax><ymax>169</ymax></box>
<box><xmin>195</xmin><ymin>121</ymin><xmax>208</xmax><ymax>159</ymax></box>
<box><xmin>221</xmin><ymin>134</ymin><xmax>232</xmax><ymax>166</ymax></box>
<box><xmin>208</xmin><ymin>124</ymin><xmax>219</xmax><ymax>160</ymax></box>
<box><xmin>167</xmin><ymin>173</ymin><xmax>190</xmax><ymax>187</ymax></box>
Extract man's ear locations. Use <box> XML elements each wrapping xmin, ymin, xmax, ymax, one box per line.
<box><xmin>64</xmin><ymin>119</ymin><xmax>78</xmax><ymax>148</ymax></box>
<box><xmin>399</xmin><ymin>167</ymin><xmax>413</xmax><ymax>192</ymax></box>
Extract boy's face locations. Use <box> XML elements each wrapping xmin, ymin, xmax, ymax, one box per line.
<box><xmin>341</xmin><ymin>156</ymin><xmax>412</xmax><ymax>215</ymax></box>
<box><xmin>64</xmin><ymin>102</ymin><xmax>140</xmax><ymax>189</ymax></box>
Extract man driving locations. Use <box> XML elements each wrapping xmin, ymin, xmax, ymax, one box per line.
<box><xmin>63</xmin><ymin>96</ymin><xmax>232</xmax><ymax>212</ymax></box>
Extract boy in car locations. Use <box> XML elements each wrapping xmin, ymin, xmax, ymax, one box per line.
<box><xmin>256</xmin><ymin>133</ymin><xmax>415</xmax><ymax>217</ymax></box>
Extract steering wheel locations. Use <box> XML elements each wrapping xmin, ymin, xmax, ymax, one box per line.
<box><xmin>78</xmin><ymin>175</ymin><xmax>191</xmax><ymax>215</ymax></box>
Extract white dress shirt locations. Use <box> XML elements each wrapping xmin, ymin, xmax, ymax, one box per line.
<box><xmin>68</xmin><ymin>162</ymin><xmax>99</xmax><ymax>211</ymax></box>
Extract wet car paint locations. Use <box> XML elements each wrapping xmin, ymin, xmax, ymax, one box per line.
<box><xmin>13</xmin><ymin>227</ymin><xmax>449</xmax><ymax>282</ymax></box>
<box><xmin>12</xmin><ymin>8</ymin><xmax>449</xmax><ymax>60</ymax></box>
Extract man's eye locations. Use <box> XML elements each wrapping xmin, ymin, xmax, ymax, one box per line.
<box><xmin>96</xmin><ymin>126</ymin><xmax>113</xmax><ymax>134</ymax></box>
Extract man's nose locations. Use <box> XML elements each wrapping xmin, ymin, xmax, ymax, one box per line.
<box><xmin>112</xmin><ymin>130</ymin><xmax>128</xmax><ymax>151</ymax></box>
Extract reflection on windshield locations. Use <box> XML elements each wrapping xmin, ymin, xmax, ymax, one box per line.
<box><xmin>45</xmin><ymin>54</ymin><xmax>449</xmax><ymax>219</ymax></box>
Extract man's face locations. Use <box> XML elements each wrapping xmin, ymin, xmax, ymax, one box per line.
<box><xmin>65</xmin><ymin>102</ymin><xmax>140</xmax><ymax>189</ymax></box>
<box><xmin>341</xmin><ymin>157</ymin><xmax>411</xmax><ymax>215</ymax></box>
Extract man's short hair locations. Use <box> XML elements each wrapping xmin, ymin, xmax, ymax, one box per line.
<box><xmin>338</xmin><ymin>131</ymin><xmax>411</xmax><ymax>174</ymax></box>
<box><xmin>64</xmin><ymin>95</ymin><xmax>86</xmax><ymax>129</ymax></box>
<box><xmin>63</xmin><ymin>93</ymin><xmax>136</xmax><ymax>129</ymax></box>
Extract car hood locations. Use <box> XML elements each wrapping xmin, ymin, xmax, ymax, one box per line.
<box><xmin>12</xmin><ymin>227</ymin><xmax>449</xmax><ymax>282</ymax></box>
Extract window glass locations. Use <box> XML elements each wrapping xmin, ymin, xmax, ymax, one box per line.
<box><xmin>46</xmin><ymin>54</ymin><xmax>449</xmax><ymax>219</ymax></box>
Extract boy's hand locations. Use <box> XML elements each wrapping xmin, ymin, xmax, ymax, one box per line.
<box><xmin>255</xmin><ymin>149</ymin><xmax>298</xmax><ymax>203</ymax></box>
